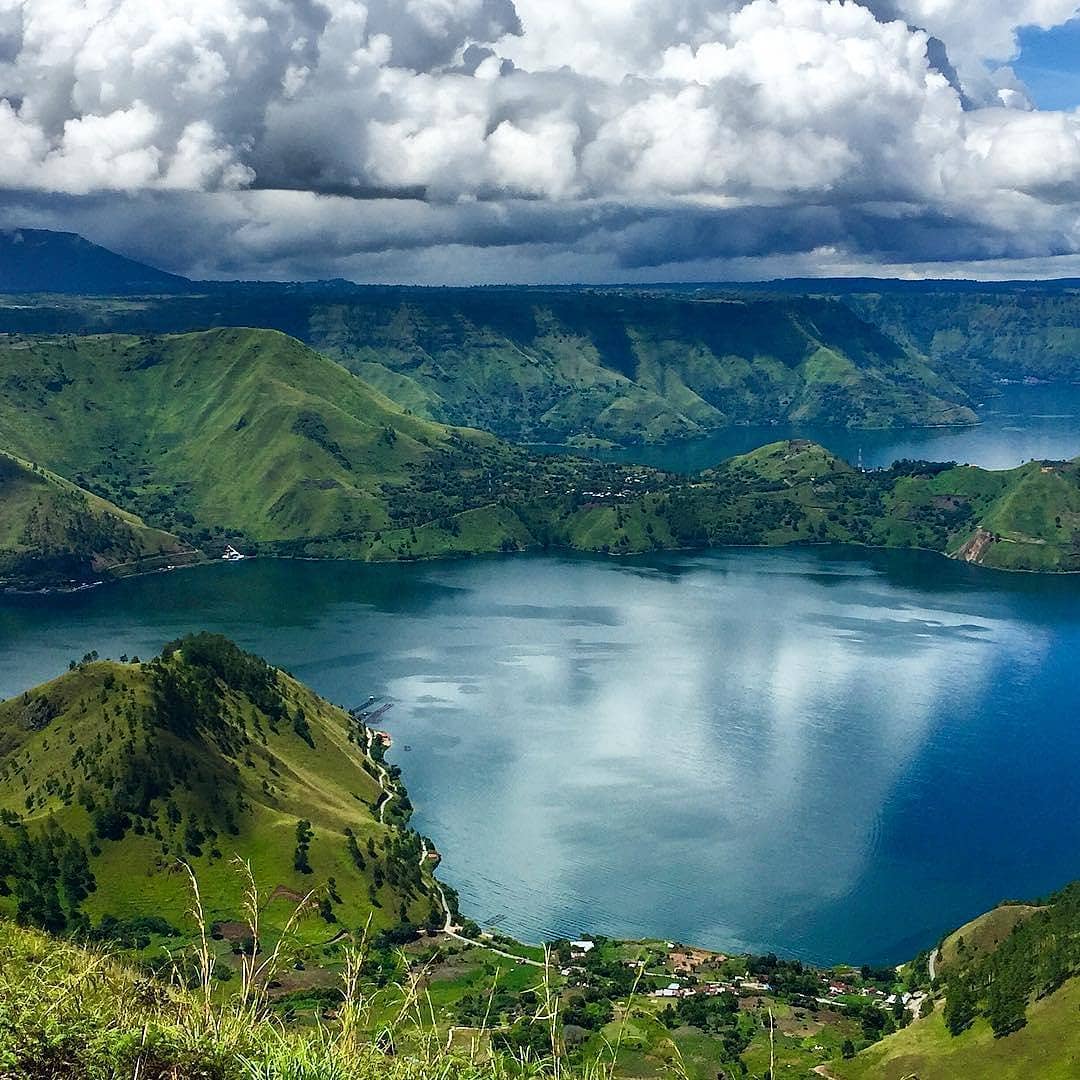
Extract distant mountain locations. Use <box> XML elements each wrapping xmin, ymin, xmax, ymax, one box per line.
<box><xmin>305</xmin><ymin>290</ymin><xmax>976</xmax><ymax>442</ymax></box>
<box><xmin>632</xmin><ymin>280</ymin><xmax>1080</xmax><ymax>389</ymax></box>
<box><xmin>0</xmin><ymin>276</ymin><xmax>979</xmax><ymax>442</ymax></box>
<box><xmin>0</xmin><ymin>228</ymin><xmax>192</xmax><ymax>295</ymax></box>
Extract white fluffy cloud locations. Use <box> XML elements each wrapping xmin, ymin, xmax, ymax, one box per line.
<box><xmin>0</xmin><ymin>0</ymin><xmax>1079</xmax><ymax>277</ymax></box>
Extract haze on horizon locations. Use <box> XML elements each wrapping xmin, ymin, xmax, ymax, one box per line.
<box><xmin>1</xmin><ymin>0</ymin><xmax>1080</xmax><ymax>285</ymax></box>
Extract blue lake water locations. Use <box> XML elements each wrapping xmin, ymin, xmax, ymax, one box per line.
<box><xmin>551</xmin><ymin>383</ymin><xmax>1080</xmax><ymax>473</ymax></box>
<box><xmin>1</xmin><ymin>546</ymin><xmax>1077</xmax><ymax>965</ymax></box>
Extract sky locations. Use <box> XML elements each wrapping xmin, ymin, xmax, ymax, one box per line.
<box><xmin>1</xmin><ymin>0</ymin><xmax>1080</xmax><ymax>284</ymax></box>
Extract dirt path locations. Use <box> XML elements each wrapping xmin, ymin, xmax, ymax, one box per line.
<box><xmin>928</xmin><ymin>946</ymin><xmax>940</xmax><ymax>982</ymax></box>
<box><xmin>443</xmin><ymin>928</ymin><xmax>545</xmax><ymax>967</ymax></box>
<box><xmin>364</xmin><ymin>727</ymin><xmax>395</xmax><ymax>823</ymax></box>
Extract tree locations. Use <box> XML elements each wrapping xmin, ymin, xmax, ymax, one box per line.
<box><xmin>986</xmin><ymin>968</ymin><xmax>1030</xmax><ymax>1038</ymax></box>
<box><xmin>841</xmin><ymin>1039</ymin><xmax>856</xmax><ymax>1060</ymax></box>
<box><xmin>944</xmin><ymin>978</ymin><xmax>977</xmax><ymax>1036</ymax></box>
<box><xmin>293</xmin><ymin>819</ymin><xmax>313</xmax><ymax>874</ymax></box>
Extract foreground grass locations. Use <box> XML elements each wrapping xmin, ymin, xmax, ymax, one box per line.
<box><xmin>0</xmin><ymin>919</ymin><xmax>563</xmax><ymax>1080</ymax></box>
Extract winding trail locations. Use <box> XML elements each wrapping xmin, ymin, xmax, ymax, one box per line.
<box><xmin>364</xmin><ymin>726</ymin><xmax>395</xmax><ymax>823</ymax></box>
<box><xmin>928</xmin><ymin>947</ymin><xmax>940</xmax><ymax>982</ymax></box>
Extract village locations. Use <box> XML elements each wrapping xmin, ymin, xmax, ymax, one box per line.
<box><xmin>554</xmin><ymin>938</ymin><xmax>927</xmax><ymax>1021</ymax></box>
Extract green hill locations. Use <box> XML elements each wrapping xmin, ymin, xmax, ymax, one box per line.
<box><xmin>0</xmin><ymin>330</ymin><xmax>1074</xmax><ymax>576</ymax></box>
<box><xmin>830</xmin><ymin>884</ymin><xmax>1080</xmax><ymax>1080</ymax></box>
<box><xmin>828</xmin><ymin>982</ymin><xmax>1080</xmax><ymax>1080</ymax></box>
<box><xmin>0</xmin><ymin>327</ymin><xmax>530</xmax><ymax>553</ymax></box>
<box><xmin>0</xmin><ymin>275</ymin><xmax>976</xmax><ymax>444</ymax></box>
<box><xmin>0</xmin><ymin>634</ymin><xmax>445</xmax><ymax>949</ymax></box>
<box><xmin>0</xmin><ymin>448</ymin><xmax>198</xmax><ymax>589</ymax></box>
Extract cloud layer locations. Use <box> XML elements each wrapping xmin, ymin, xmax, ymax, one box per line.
<box><xmin>1</xmin><ymin>0</ymin><xmax>1079</xmax><ymax>279</ymax></box>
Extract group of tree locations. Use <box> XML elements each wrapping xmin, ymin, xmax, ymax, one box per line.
<box><xmin>942</xmin><ymin>885</ymin><xmax>1080</xmax><ymax>1039</ymax></box>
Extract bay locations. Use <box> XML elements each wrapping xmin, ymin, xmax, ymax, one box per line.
<box><xmin>1</xmin><ymin>546</ymin><xmax>1077</xmax><ymax>965</ymax></box>
<box><xmin>545</xmin><ymin>383</ymin><xmax>1080</xmax><ymax>473</ymax></box>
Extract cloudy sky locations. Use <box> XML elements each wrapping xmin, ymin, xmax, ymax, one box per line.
<box><xmin>1</xmin><ymin>0</ymin><xmax>1080</xmax><ymax>282</ymax></box>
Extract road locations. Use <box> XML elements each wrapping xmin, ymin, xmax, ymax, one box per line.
<box><xmin>364</xmin><ymin>727</ymin><xmax>394</xmax><ymax>823</ymax></box>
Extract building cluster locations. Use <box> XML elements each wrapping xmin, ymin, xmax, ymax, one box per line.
<box><xmin>821</xmin><ymin>975</ymin><xmax>927</xmax><ymax>1016</ymax></box>
<box><xmin>652</xmin><ymin>975</ymin><xmax>771</xmax><ymax>999</ymax></box>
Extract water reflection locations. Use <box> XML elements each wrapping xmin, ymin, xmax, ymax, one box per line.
<box><xmin>374</xmin><ymin>554</ymin><xmax>1055</xmax><ymax>961</ymax></box>
<box><xmin>0</xmin><ymin>549</ymin><xmax>1075</xmax><ymax>964</ymax></box>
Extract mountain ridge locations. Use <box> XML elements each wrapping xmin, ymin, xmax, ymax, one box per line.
<box><xmin>0</xmin><ymin>328</ymin><xmax>1076</xmax><ymax>583</ymax></box>
<box><xmin>0</xmin><ymin>229</ymin><xmax>982</xmax><ymax>441</ymax></box>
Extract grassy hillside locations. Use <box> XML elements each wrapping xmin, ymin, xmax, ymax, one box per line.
<box><xmin>0</xmin><ymin>916</ymin><xmax>495</xmax><ymax>1080</ymax></box>
<box><xmin>551</xmin><ymin>441</ymin><xmax>1080</xmax><ymax>572</ymax></box>
<box><xmin>832</xmin><ymin>884</ymin><xmax>1080</xmax><ymax>1079</ymax></box>
<box><xmin>0</xmin><ymin>327</ymin><xmax>530</xmax><ymax>552</ymax></box>
<box><xmin>0</xmin><ymin>282</ymin><xmax>975</xmax><ymax>444</ymax></box>
<box><xmin>936</xmin><ymin>904</ymin><xmax>1043</xmax><ymax>975</ymax></box>
<box><xmin>828</xmin><ymin>982</ymin><xmax>1080</xmax><ymax>1080</ymax></box>
<box><xmin>0</xmin><ymin>634</ymin><xmax>445</xmax><ymax>950</ymax></box>
<box><xmin>0</xmin><ymin>448</ymin><xmax>198</xmax><ymax>589</ymax></box>
<box><xmin>0</xmin><ymin>330</ymin><xmax>1074</xmax><ymax>577</ymax></box>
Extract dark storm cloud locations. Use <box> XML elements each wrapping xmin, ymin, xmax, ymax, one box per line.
<box><xmin>0</xmin><ymin>0</ymin><xmax>1078</xmax><ymax>280</ymax></box>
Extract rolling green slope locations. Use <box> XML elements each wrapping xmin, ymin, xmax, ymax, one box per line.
<box><xmin>0</xmin><ymin>281</ymin><xmax>976</xmax><ymax>444</ymax></box>
<box><xmin>828</xmin><ymin>983</ymin><xmax>1080</xmax><ymax>1080</ymax></box>
<box><xmin>0</xmin><ymin>449</ymin><xmax>198</xmax><ymax>588</ymax></box>
<box><xmin>832</xmin><ymin>883</ymin><xmax>1080</xmax><ymax>1080</ymax></box>
<box><xmin>0</xmin><ymin>634</ymin><xmax>443</xmax><ymax>943</ymax></box>
<box><xmin>0</xmin><ymin>329</ymin><xmax>1074</xmax><ymax>577</ymax></box>
<box><xmin>0</xmin><ymin>327</ymin><xmax>522</xmax><ymax>549</ymax></box>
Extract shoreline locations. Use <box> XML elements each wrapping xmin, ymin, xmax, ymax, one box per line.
<box><xmin>5</xmin><ymin>530</ymin><xmax>1078</xmax><ymax>600</ymax></box>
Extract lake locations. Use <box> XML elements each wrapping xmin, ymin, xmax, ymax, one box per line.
<box><xmin>1</xmin><ymin>547</ymin><xmax>1077</xmax><ymax>965</ymax></box>
<box><xmin>548</xmin><ymin>383</ymin><xmax>1080</xmax><ymax>473</ymax></box>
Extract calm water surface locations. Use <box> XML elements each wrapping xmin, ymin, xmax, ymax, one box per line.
<box><xmin>1</xmin><ymin>548</ymin><xmax>1077</xmax><ymax>965</ymax></box>
<box><xmin>554</xmin><ymin>384</ymin><xmax>1080</xmax><ymax>473</ymax></box>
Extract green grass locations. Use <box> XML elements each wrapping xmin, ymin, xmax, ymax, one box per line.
<box><xmin>0</xmin><ymin>448</ymin><xmax>196</xmax><ymax>588</ymax></box>
<box><xmin>830</xmin><ymin>984</ymin><xmax>1080</xmax><ymax>1080</ymax></box>
<box><xmin>0</xmin><ymin>635</ymin><xmax>443</xmax><ymax>946</ymax></box>
<box><xmin>937</xmin><ymin>905</ymin><xmax>1043</xmax><ymax>976</ymax></box>
<box><xmin>0</xmin><ymin>916</ymin><xmax>571</xmax><ymax>1080</ymax></box>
